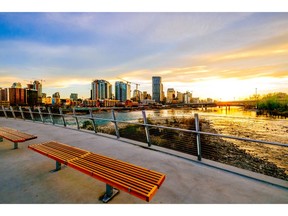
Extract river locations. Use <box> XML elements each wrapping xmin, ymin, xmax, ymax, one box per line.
<box><xmin>27</xmin><ymin>106</ymin><xmax>288</xmax><ymax>175</ymax></box>
<box><xmin>76</xmin><ymin>106</ymin><xmax>287</xmax><ymax>173</ymax></box>
<box><xmin>72</xmin><ymin>106</ymin><xmax>287</xmax><ymax>145</ymax></box>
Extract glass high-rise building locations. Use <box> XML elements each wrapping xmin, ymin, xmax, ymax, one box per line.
<box><xmin>91</xmin><ymin>80</ymin><xmax>112</xmax><ymax>100</ymax></box>
<box><xmin>152</xmin><ymin>76</ymin><xmax>163</xmax><ymax>103</ymax></box>
<box><xmin>115</xmin><ymin>81</ymin><xmax>127</xmax><ymax>102</ymax></box>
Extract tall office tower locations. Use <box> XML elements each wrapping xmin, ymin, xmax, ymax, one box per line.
<box><xmin>91</xmin><ymin>79</ymin><xmax>112</xmax><ymax>100</ymax></box>
<box><xmin>161</xmin><ymin>83</ymin><xmax>164</xmax><ymax>102</ymax></box>
<box><xmin>167</xmin><ymin>88</ymin><xmax>175</xmax><ymax>103</ymax></box>
<box><xmin>133</xmin><ymin>90</ymin><xmax>142</xmax><ymax>101</ymax></box>
<box><xmin>9</xmin><ymin>87</ymin><xmax>26</xmax><ymax>106</ymax></box>
<box><xmin>184</xmin><ymin>91</ymin><xmax>192</xmax><ymax>104</ymax></box>
<box><xmin>26</xmin><ymin>89</ymin><xmax>38</xmax><ymax>106</ymax></box>
<box><xmin>177</xmin><ymin>91</ymin><xmax>184</xmax><ymax>103</ymax></box>
<box><xmin>33</xmin><ymin>81</ymin><xmax>42</xmax><ymax>97</ymax></box>
<box><xmin>0</xmin><ymin>88</ymin><xmax>8</xmax><ymax>101</ymax></box>
<box><xmin>115</xmin><ymin>81</ymin><xmax>127</xmax><ymax>102</ymax></box>
<box><xmin>33</xmin><ymin>80</ymin><xmax>42</xmax><ymax>104</ymax></box>
<box><xmin>152</xmin><ymin>76</ymin><xmax>163</xmax><ymax>103</ymax></box>
<box><xmin>126</xmin><ymin>83</ymin><xmax>131</xmax><ymax>100</ymax></box>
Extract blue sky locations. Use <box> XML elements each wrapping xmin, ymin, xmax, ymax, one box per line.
<box><xmin>0</xmin><ymin>12</ymin><xmax>288</xmax><ymax>100</ymax></box>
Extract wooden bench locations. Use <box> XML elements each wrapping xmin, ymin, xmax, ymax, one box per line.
<box><xmin>0</xmin><ymin>127</ymin><xmax>37</xmax><ymax>149</ymax></box>
<box><xmin>28</xmin><ymin>141</ymin><xmax>166</xmax><ymax>203</ymax></box>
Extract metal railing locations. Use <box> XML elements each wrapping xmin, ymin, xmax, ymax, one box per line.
<box><xmin>1</xmin><ymin>105</ymin><xmax>288</xmax><ymax>181</ymax></box>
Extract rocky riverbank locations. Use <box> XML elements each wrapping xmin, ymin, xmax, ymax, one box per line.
<box><xmin>81</xmin><ymin>117</ymin><xmax>288</xmax><ymax>181</ymax></box>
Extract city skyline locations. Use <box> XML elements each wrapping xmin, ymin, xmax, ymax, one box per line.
<box><xmin>1</xmin><ymin>12</ymin><xmax>288</xmax><ymax>100</ymax></box>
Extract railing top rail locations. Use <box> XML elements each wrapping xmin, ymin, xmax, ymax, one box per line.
<box><xmin>0</xmin><ymin>107</ymin><xmax>287</xmax><ymax>147</ymax></box>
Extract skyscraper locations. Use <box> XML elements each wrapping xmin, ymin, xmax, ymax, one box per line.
<box><xmin>115</xmin><ymin>81</ymin><xmax>127</xmax><ymax>102</ymax></box>
<box><xmin>167</xmin><ymin>88</ymin><xmax>175</xmax><ymax>103</ymax></box>
<box><xmin>9</xmin><ymin>87</ymin><xmax>26</xmax><ymax>106</ymax></box>
<box><xmin>26</xmin><ymin>89</ymin><xmax>38</xmax><ymax>106</ymax></box>
<box><xmin>91</xmin><ymin>80</ymin><xmax>112</xmax><ymax>100</ymax></box>
<box><xmin>33</xmin><ymin>80</ymin><xmax>42</xmax><ymax>104</ymax></box>
<box><xmin>0</xmin><ymin>88</ymin><xmax>8</xmax><ymax>101</ymax></box>
<box><xmin>152</xmin><ymin>76</ymin><xmax>163</xmax><ymax>103</ymax></box>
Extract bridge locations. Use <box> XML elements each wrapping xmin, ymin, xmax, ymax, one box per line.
<box><xmin>215</xmin><ymin>100</ymin><xmax>257</xmax><ymax>107</ymax></box>
<box><xmin>185</xmin><ymin>100</ymin><xmax>257</xmax><ymax>108</ymax></box>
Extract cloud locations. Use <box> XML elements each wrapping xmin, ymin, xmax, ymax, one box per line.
<box><xmin>1</xmin><ymin>12</ymin><xmax>288</xmax><ymax>99</ymax></box>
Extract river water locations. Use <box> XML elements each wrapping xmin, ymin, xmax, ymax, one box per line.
<box><xmin>35</xmin><ymin>106</ymin><xmax>287</xmax><ymax>174</ymax></box>
<box><xmin>74</xmin><ymin>106</ymin><xmax>287</xmax><ymax>145</ymax></box>
<box><xmin>80</xmin><ymin>106</ymin><xmax>287</xmax><ymax>173</ymax></box>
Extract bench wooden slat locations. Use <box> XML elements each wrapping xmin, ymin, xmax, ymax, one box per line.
<box><xmin>31</xmin><ymin>144</ymin><xmax>78</xmax><ymax>162</ymax></box>
<box><xmin>0</xmin><ymin>127</ymin><xmax>37</xmax><ymax>143</ymax></box>
<box><xmin>72</xmin><ymin>158</ymin><xmax>155</xmax><ymax>192</ymax></box>
<box><xmin>0</xmin><ymin>127</ymin><xmax>37</xmax><ymax>141</ymax></box>
<box><xmin>0</xmin><ymin>131</ymin><xmax>26</xmax><ymax>142</ymax></box>
<box><xmin>44</xmin><ymin>141</ymin><xmax>88</xmax><ymax>156</ymax></box>
<box><xmin>83</xmin><ymin>153</ymin><xmax>164</xmax><ymax>187</ymax></box>
<box><xmin>28</xmin><ymin>141</ymin><xmax>166</xmax><ymax>202</ymax></box>
<box><xmin>68</xmin><ymin>161</ymin><xmax>158</xmax><ymax>201</ymax></box>
<box><xmin>71</xmin><ymin>163</ymin><xmax>153</xmax><ymax>197</ymax></box>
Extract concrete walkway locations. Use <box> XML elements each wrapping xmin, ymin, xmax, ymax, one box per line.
<box><xmin>0</xmin><ymin>118</ymin><xmax>287</xmax><ymax>204</ymax></box>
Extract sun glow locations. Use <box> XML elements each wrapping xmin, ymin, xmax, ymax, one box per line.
<box><xmin>164</xmin><ymin>77</ymin><xmax>288</xmax><ymax>101</ymax></box>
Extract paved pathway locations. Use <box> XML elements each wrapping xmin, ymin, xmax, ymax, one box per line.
<box><xmin>0</xmin><ymin>118</ymin><xmax>287</xmax><ymax>204</ymax></box>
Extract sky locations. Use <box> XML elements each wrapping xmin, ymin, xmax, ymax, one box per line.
<box><xmin>0</xmin><ymin>12</ymin><xmax>288</xmax><ymax>101</ymax></box>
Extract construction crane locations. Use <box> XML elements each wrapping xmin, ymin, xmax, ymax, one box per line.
<box><xmin>117</xmin><ymin>77</ymin><xmax>140</xmax><ymax>90</ymax></box>
<box><xmin>24</xmin><ymin>80</ymin><xmax>33</xmax><ymax>84</ymax></box>
<box><xmin>30</xmin><ymin>78</ymin><xmax>45</xmax><ymax>84</ymax></box>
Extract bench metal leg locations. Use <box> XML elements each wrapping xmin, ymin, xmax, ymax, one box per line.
<box><xmin>101</xmin><ymin>184</ymin><xmax>119</xmax><ymax>203</ymax></box>
<box><xmin>50</xmin><ymin>161</ymin><xmax>62</xmax><ymax>172</ymax></box>
<box><xmin>14</xmin><ymin>142</ymin><xmax>18</xmax><ymax>149</ymax></box>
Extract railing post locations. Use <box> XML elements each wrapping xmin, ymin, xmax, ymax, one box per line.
<box><xmin>48</xmin><ymin>107</ymin><xmax>55</xmax><ymax>125</ymax></box>
<box><xmin>142</xmin><ymin>110</ymin><xmax>151</xmax><ymax>147</ymax></box>
<box><xmin>194</xmin><ymin>113</ymin><xmax>202</xmax><ymax>161</ymax></box>
<box><xmin>38</xmin><ymin>106</ymin><xmax>44</xmax><ymax>123</ymax></box>
<box><xmin>28</xmin><ymin>107</ymin><xmax>35</xmax><ymax>121</ymax></box>
<box><xmin>73</xmin><ymin>107</ymin><xmax>80</xmax><ymax>130</ymax></box>
<box><xmin>59</xmin><ymin>108</ymin><xmax>66</xmax><ymax>127</ymax></box>
<box><xmin>10</xmin><ymin>106</ymin><xmax>16</xmax><ymax>119</ymax></box>
<box><xmin>111</xmin><ymin>110</ymin><xmax>120</xmax><ymax>139</ymax></box>
<box><xmin>19</xmin><ymin>106</ymin><xmax>25</xmax><ymax>120</ymax></box>
<box><xmin>2</xmin><ymin>105</ymin><xmax>8</xmax><ymax>118</ymax></box>
<box><xmin>89</xmin><ymin>108</ymin><xmax>97</xmax><ymax>133</ymax></box>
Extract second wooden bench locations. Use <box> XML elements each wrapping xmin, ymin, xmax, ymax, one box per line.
<box><xmin>0</xmin><ymin>127</ymin><xmax>37</xmax><ymax>149</ymax></box>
